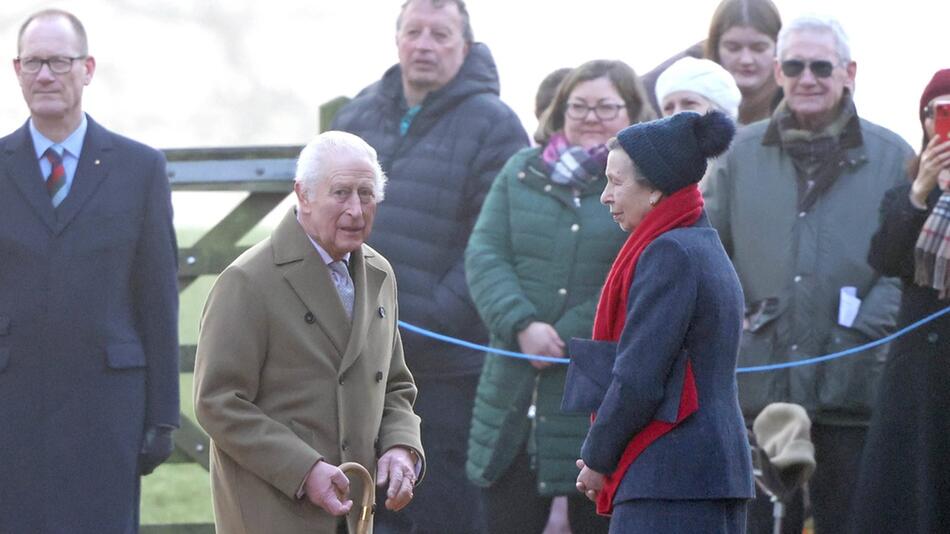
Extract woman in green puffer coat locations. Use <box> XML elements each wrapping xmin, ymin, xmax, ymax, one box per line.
<box><xmin>465</xmin><ymin>59</ymin><xmax>656</xmax><ymax>534</ymax></box>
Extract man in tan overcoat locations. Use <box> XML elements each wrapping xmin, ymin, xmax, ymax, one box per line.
<box><xmin>194</xmin><ymin>131</ymin><xmax>424</xmax><ymax>534</ymax></box>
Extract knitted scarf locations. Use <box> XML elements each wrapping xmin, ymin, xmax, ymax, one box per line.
<box><xmin>541</xmin><ymin>132</ymin><xmax>609</xmax><ymax>189</ymax></box>
<box><xmin>915</xmin><ymin>189</ymin><xmax>950</xmax><ymax>299</ymax></box>
<box><xmin>774</xmin><ymin>94</ymin><xmax>860</xmax><ymax>212</ymax></box>
<box><xmin>590</xmin><ymin>185</ymin><xmax>703</xmax><ymax>515</ymax></box>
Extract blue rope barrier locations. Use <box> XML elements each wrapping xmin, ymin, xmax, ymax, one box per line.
<box><xmin>397</xmin><ymin>304</ymin><xmax>949</xmax><ymax>373</ymax></box>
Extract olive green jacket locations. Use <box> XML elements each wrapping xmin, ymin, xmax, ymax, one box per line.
<box><xmin>705</xmin><ymin>115</ymin><xmax>913</xmax><ymax>425</ymax></box>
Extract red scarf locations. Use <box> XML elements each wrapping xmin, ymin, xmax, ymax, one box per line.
<box><xmin>591</xmin><ymin>185</ymin><xmax>703</xmax><ymax>515</ymax></box>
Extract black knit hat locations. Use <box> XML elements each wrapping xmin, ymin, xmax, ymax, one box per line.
<box><xmin>616</xmin><ymin>111</ymin><xmax>735</xmax><ymax>194</ymax></box>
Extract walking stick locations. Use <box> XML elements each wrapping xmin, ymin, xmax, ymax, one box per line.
<box><xmin>339</xmin><ymin>462</ymin><xmax>375</xmax><ymax>534</ymax></box>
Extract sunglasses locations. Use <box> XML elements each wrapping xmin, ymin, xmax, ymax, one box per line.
<box><xmin>780</xmin><ymin>59</ymin><xmax>836</xmax><ymax>78</ymax></box>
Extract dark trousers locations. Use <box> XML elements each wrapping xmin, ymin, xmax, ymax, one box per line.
<box><xmin>609</xmin><ymin>498</ymin><xmax>747</xmax><ymax>534</ymax></box>
<box><xmin>482</xmin><ymin>452</ymin><xmax>609</xmax><ymax>534</ymax></box>
<box><xmin>747</xmin><ymin>423</ymin><xmax>867</xmax><ymax>534</ymax></box>
<box><xmin>373</xmin><ymin>374</ymin><xmax>484</xmax><ymax>534</ymax></box>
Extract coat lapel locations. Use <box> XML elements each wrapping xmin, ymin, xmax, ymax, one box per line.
<box><xmin>339</xmin><ymin>246</ymin><xmax>386</xmax><ymax>376</ymax></box>
<box><xmin>54</xmin><ymin>116</ymin><xmax>114</xmax><ymax>233</ymax></box>
<box><xmin>273</xmin><ymin>208</ymin><xmax>351</xmax><ymax>357</ymax></box>
<box><xmin>2</xmin><ymin>121</ymin><xmax>56</xmax><ymax>232</ymax></box>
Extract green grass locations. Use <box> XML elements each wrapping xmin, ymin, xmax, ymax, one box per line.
<box><xmin>140</xmin><ymin>373</ymin><xmax>211</xmax><ymax>525</ymax></box>
<box><xmin>140</xmin><ymin>463</ymin><xmax>214</xmax><ymax>525</ymax></box>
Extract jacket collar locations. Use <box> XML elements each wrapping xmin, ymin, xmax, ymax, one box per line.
<box><xmin>273</xmin><ymin>208</ymin><xmax>387</xmax><ymax>374</ymax></box>
<box><xmin>377</xmin><ymin>42</ymin><xmax>501</xmax><ymax>117</ymax></box>
<box><xmin>3</xmin><ymin>114</ymin><xmax>113</xmax><ymax>235</ymax></box>
<box><xmin>762</xmin><ymin>92</ymin><xmax>864</xmax><ymax>150</ymax></box>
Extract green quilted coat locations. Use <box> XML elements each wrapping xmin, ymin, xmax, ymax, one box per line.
<box><xmin>464</xmin><ymin>147</ymin><xmax>627</xmax><ymax>495</ymax></box>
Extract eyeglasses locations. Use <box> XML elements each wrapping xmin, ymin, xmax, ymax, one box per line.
<box><xmin>15</xmin><ymin>56</ymin><xmax>85</xmax><ymax>74</ymax></box>
<box><xmin>566</xmin><ymin>102</ymin><xmax>626</xmax><ymax>121</ymax></box>
<box><xmin>780</xmin><ymin>59</ymin><xmax>836</xmax><ymax>79</ymax></box>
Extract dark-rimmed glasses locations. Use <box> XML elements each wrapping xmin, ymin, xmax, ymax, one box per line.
<box><xmin>15</xmin><ymin>56</ymin><xmax>85</xmax><ymax>74</ymax></box>
<box><xmin>566</xmin><ymin>102</ymin><xmax>626</xmax><ymax>121</ymax></box>
<box><xmin>780</xmin><ymin>59</ymin><xmax>836</xmax><ymax>79</ymax></box>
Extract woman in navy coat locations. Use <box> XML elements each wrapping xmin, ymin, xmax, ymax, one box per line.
<box><xmin>567</xmin><ymin>111</ymin><xmax>754</xmax><ymax>532</ymax></box>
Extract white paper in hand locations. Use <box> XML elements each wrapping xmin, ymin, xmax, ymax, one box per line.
<box><xmin>838</xmin><ymin>286</ymin><xmax>861</xmax><ymax>328</ymax></box>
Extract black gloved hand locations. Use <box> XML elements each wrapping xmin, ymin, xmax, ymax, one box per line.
<box><xmin>139</xmin><ymin>424</ymin><xmax>176</xmax><ymax>475</ymax></box>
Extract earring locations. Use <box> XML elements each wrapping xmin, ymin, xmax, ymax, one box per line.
<box><xmin>649</xmin><ymin>197</ymin><xmax>658</xmax><ymax>207</ymax></box>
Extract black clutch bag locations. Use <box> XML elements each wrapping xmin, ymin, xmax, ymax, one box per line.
<box><xmin>560</xmin><ymin>338</ymin><xmax>616</xmax><ymax>413</ymax></box>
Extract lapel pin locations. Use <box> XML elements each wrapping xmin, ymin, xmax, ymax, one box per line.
<box><xmin>378</xmin><ymin>306</ymin><xmax>386</xmax><ymax>318</ymax></box>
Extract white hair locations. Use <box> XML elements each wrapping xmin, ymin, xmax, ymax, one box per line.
<box><xmin>294</xmin><ymin>130</ymin><xmax>387</xmax><ymax>202</ymax></box>
<box><xmin>777</xmin><ymin>15</ymin><xmax>852</xmax><ymax>64</ymax></box>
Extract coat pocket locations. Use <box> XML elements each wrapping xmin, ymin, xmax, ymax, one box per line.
<box><xmin>105</xmin><ymin>342</ymin><xmax>147</xmax><ymax>369</ymax></box>
<box><xmin>736</xmin><ymin>298</ymin><xmax>785</xmax><ymax>420</ymax></box>
<box><xmin>817</xmin><ymin>325</ymin><xmax>885</xmax><ymax>417</ymax></box>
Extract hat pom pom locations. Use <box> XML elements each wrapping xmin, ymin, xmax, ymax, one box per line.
<box><xmin>693</xmin><ymin>110</ymin><xmax>736</xmax><ymax>159</ymax></box>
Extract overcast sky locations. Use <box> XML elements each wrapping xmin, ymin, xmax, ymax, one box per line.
<box><xmin>1</xmin><ymin>0</ymin><xmax>947</xmax><ymax>150</ymax></box>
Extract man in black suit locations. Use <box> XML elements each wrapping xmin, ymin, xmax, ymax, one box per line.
<box><xmin>0</xmin><ymin>9</ymin><xmax>179</xmax><ymax>533</ymax></box>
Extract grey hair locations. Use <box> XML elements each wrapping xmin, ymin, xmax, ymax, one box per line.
<box><xmin>777</xmin><ymin>15</ymin><xmax>852</xmax><ymax>64</ymax></box>
<box><xmin>294</xmin><ymin>131</ymin><xmax>387</xmax><ymax>202</ymax></box>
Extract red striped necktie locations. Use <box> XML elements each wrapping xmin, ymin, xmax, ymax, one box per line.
<box><xmin>44</xmin><ymin>147</ymin><xmax>66</xmax><ymax>206</ymax></box>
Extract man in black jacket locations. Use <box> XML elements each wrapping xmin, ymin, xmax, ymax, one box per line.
<box><xmin>331</xmin><ymin>0</ymin><xmax>528</xmax><ymax>532</ymax></box>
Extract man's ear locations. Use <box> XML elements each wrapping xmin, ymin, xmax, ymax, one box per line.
<box><xmin>773</xmin><ymin>57</ymin><xmax>784</xmax><ymax>87</ymax></box>
<box><xmin>293</xmin><ymin>181</ymin><xmax>309</xmax><ymax>210</ymax></box>
<box><xmin>845</xmin><ymin>60</ymin><xmax>857</xmax><ymax>93</ymax></box>
<box><xmin>82</xmin><ymin>55</ymin><xmax>96</xmax><ymax>85</ymax></box>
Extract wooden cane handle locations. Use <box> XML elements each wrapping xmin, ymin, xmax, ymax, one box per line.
<box><xmin>339</xmin><ymin>462</ymin><xmax>375</xmax><ymax>534</ymax></box>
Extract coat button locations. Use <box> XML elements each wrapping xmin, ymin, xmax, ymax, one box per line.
<box><xmin>376</xmin><ymin>371</ymin><xmax>384</xmax><ymax>382</ymax></box>
<box><xmin>339</xmin><ymin>377</ymin><xmax>345</xmax><ymax>385</ymax></box>
<box><xmin>558</xmin><ymin>288</ymin><xmax>567</xmax><ymax>296</ymax></box>
<box><xmin>793</xmin><ymin>275</ymin><xmax>802</xmax><ymax>283</ymax></box>
<box><xmin>544</xmin><ymin>184</ymin><xmax>552</xmax><ymax>192</ymax></box>
<box><xmin>517</xmin><ymin>171</ymin><xmax>526</xmax><ymax>180</ymax></box>
<box><xmin>304</xmin><ymin>312</ymin><xmax>315</xmax><ymax>324</ymax></box>
<box><xmin>570</xmin><ymin>223</ymin><xmax>580</xmax><ymax>232</ymax></box>
<box><xmin>342</xmin><ymin>440</ymin><xmax>348</xmax><ymax>451</ymax></box>
<box><xmin>927</xmin><ymin>332</ymin><xmax>939</xmax><ymax>344</ymax></box>
<box><xmin>378</xmin><ymin>306</ymin><xmax>386</xmax><ymax>318</ymax></box>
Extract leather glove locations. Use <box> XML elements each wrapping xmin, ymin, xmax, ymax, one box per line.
<box><xmin>139</xmin><ymin>424</ymin><xmax>176</xmax><ymax>475</ymax></box>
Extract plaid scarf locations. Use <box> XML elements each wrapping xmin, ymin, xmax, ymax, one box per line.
<box><xmin>541</xmin><ymin>132</ymin><xmax>609</xmax><ymax>189</ymax></box>
<box><xmin>915</xmin><ymin>189</ymin><xmax>950</xmax><ymax>299</ymax></box>
<box><xmin>773</xmin><ymin>94</ymin><xmax>860</xmax><ymax>212</ymax></box>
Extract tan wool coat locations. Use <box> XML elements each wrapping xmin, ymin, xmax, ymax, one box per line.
<box><xmin>194</xmin><ymin>208</ymin><xmax>424</xmax><ymax>534</ymax></box>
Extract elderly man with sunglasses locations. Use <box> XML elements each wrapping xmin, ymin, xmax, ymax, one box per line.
<box><xmin>704</xmin><ymin>15</ymin><xmax>913</xmax><ymax>534</ymax></box>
